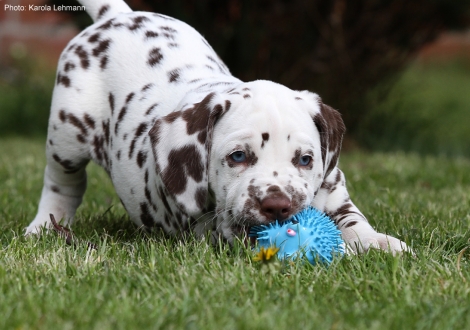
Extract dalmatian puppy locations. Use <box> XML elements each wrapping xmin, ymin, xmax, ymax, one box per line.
<box><xmin>26</xmin><ymin>0</ymin><xmax>408</xmax><ymax>254</ymax></box>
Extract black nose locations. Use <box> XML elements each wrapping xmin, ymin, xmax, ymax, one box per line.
<box><xmin>260</xmin><ymin>194</ymin><xmax>292</xmax><ymax>221</ymax></box>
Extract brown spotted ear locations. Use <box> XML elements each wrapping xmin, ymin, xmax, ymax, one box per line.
<box><xmin>149</xmin><ymin>93</ymin><xmax>228</xmax><ymax>216</ymax></box>
<box><xmin>312</xmin><ymin>99</ymin><xmax>346</xmax><ymax>178</ymax></box>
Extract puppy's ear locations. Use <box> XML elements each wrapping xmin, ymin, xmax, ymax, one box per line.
<box><xmin>149</xmin><ymin>93</ymin><xmax>229</xmax><ymax>216</ymax></box>
<box><xmin>313</xmin><ymin>100</ymin><xmax>346</xmax><ymax>178</ymax></box>
<box><xmin>298</xmin><ymin>91</ymin><xmax>345</xmax><ymax>178</ymax></box>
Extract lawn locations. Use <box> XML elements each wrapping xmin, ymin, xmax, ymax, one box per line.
<box><xmin>358</xmin><ymin>60</ymin><xmax>470</xmax><ymax>157</ymax></box>
<box><xmin>1</xmin><ymin>137</ymin><xmax>470</xmax><ymax>330</ymax></box>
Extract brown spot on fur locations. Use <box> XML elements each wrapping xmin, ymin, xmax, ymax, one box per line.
<box><xmin>144</xmin><ymin>186</ymin><xmax>151</xmax><ymax>202</ymax></box>
<box><xmin>168</xmin><ymin>69</ymin><xmax>180</xmax><ymax>83</ymax></box>
<box><xmin>97</xmin><ymin>5</ymin><xmax>110</xmax><ymax>20</ymax></box>
<box><xmin>145</xmin><ymin>103</ymin><xmax>158</xmax><ymax>116</ymax></box>
<box><xmin>59</xmin><ymin>110</ymin><xmax>66</xmax><ymax>122</ymax></box>
<box><xmin>161</xmin><ymin>145</ymin><xmax>204</xmax><ymax>196</ymax></box>
<box><xmin>320</xmin><ymin>181</ymin><xmax>334</xmax><ymax>193</ymax></box>
<box><xmin>77</xmin><ymin>134</ymin><xmax>86</xmax><ymax>143</ymax></box>
<box><xmin>125</xmin><ymin>92</ymin><xmax>135</xmax><ymax>104</ymax></box>
<box><xmin>245</xmin><ymin>144</ymin><xmax>258</xmax><ymax>166</ymax></box>
<box><xmin>52</xmin><ymin>154</ymin><xmax>75</xmax><ymax>171</ymax></box>
<box><xmin>240</xmin><ymin>184</ymin><xmax>264</xmax><ymax>223</ymax></box>
<box><xmin>66</xmin><ymin>43</ymin><xmax>76</xmax><ymax>52</ymax></box>
<box><xmin>345</xmin><ymin>221</ymin><xmax>358</xmax><ymax>228</ymax></box>
<box><xmin>59</xmin><ymin>110</ymin><xmax>88</xmax><ymax>136</ymax></box>
<box><xmin>149</xmin><ymin>120</ymin><xmax>161</xmax><ymax>147</ymax></box>
<box><xmin>68</xmin><ymin>113</ymin><xmax>87</xmax><ymax>135</ymax></box>
<box><xmin>100</xmin><ymin>56</ymin><xmax>108</xmax><ymax>69</ymax></box>
<box><xmin>74</xmin><ymin>45</ymin><xmax>89</xmax><ymax>69</ymax></box>
<box><xmin>165</xmin><ymin>111</ymin><xmax>181</xmax><ymax>123</ymax></box>
<box><xmin>92</xmin><ymin>135</ymin><xmax>106</xmax><ymax>163</ymax></box>
<box><xmin>115</xmin><ymin>106</ymin><xmax>127</xmax><ymax>134</ymax></box>
<box><xmin>128</xmin><ymin>16</ymin><xmax>150</xmax><ymax>31</ymax></box>
<box><xmin>248</xmin><ymin>185</ymin><xmax>262</xmax><ymax>199</ymax></box>
<box><xmin>102</xmin><ymin>120</ymin><xmax>110</xmax><ymax>145</ymax></box>
<box><xmin>128</xmin><ymin>139</ymin><xmax>136</xmax><ymax>159</ymax></box>
<box><xmin>135</xmin><ymin>123</ymin><xmax>148</xmax><ymax>137</ymax></box>
<box><xmin>182</xmin><ymin>95</ymin><xmax>225</xmax><ymax>145</ymax></box>
<box><xmin>148</xmin><ymin>47</ymin><xmax>163</xmax><ymax>67</ymax></box>
<box><xmin>137</xmin><ymin>150</ymin><xmax>147</xmax><ymax>168</ymax></box>
<box><xmin>57</xmin><ymin>73</ymin><xmax>70</xmax><ymax>87</ymax></box>
<box><xmin>145</xmin><ymin>31</ymin><xmax>159</xmax><ymax>38</ymax></box>
<box><xmin>291</xmin><ymin>149</ymin><xmax>301</xmax><ymax>167</ymax></box>
<box><xmin>161</xmin><ymin>26</ymin><xmax>177</xmax><ymax>33</ymax></box>
<box><xmin>98</xmin><ymin>18</ymin><xmax>114</xmax><ymax>30</ymax></box>
<box><xmin>63</xmin><ymin>62</ymin><xmax>76</xmax><ymax>72</ymax></box>
<box><xmin>92</xmin><ymin>39</ymin><xmax>111</xmax><ymax>57</ymax></box>
<box><xmin>88</xmin><ymin>33</ymin><xmax>101</xmax><ymax>43</ymax></box>
<box><xmin>142</xmin><ymin>83</ymin><xmax>153</xmax><ymax>91</ymax></box>
<box><xmin>327</xmin><ymin>202</ymin><xmax>365</xmax><ymax>226</ymax></box>
<box><xmin>162</xmin><ymin>32</ymin><xmax>175</xmax><ymax>40</ymax></box>
<box><xmin>182</xmin><ymin>94</ymin><xmax>214</xmax><ymax>135</ymax></box>
<box><xmin>261</xmin><ymin>132</ymin><xmax>270</xmax><ymax>148</ymax></box>
<box><xmin>158</xmin><ymin>186</ymin><xmax>174</xmax><ymax>216</ymax></box>
<box><xmin>335</xmin><ymin>169</ymin><xmax>342</xmax><ymax>183</ymax></box>
<box><xmin>195</xmin><ymin>187</ymin><xmax>207</xmax><ymax>210</ymax></box>
<box><xmin>284</xmin><ymin>184</ymin><xmax>306</xmax><ymax>214</ymax></box>
<box><xmin>84</xmin><ymin>114</ymin><xmax>95</xmax><ymax>129</ymax></box>
<box><xmin>108</xmin><ymin>93</ymin><xmax>115</xmax><ymax>114</ymax></box>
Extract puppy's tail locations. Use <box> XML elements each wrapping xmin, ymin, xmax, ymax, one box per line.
<box><xmin>77</xmin><ymin>0</ymin><xmax>132</xmax><ymax>23</ymax></box>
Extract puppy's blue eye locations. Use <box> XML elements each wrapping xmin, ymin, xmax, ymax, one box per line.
<box><xmin>299</xmin><ymin>155</ymin><xmax>312</xmax><ymax>166</ymax></box>
<box><xmin>230</xmin><ymin>151</ymin><xmax>246</xmax><ymax>163</ymax></box>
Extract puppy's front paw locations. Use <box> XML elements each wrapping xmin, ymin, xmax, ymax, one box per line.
<box><xmin>346</xmin><ymin>232</ymin><xmax>410</xmax><ymax>255</ymax></box>
<box><xmin>25</xmin><ymin>214</ymin><xmax>55</xmax><ymax>236</ymax></box>
<box><xmin>341</xmin><ymin>224</ymin><xmax>411</xmax><ymax>255</ymax></box>
<box><xmin>25</xmin><ymin>222</ymin><xmax>51</xmax><ymax>236</ymax></box>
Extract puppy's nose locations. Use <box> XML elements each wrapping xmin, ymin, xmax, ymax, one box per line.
<box><xmin>260</xmin><ymin>194</ymin><xmax>292</xmax><ymax>221</ymax></box>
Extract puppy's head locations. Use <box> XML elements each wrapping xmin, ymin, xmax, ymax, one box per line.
<box><xmin>150</xmin><ymin>80</ymin><xmax>345</xmax><ymax>241</ymax></box>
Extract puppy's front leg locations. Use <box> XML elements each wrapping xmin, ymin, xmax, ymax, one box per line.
<box><xmin>313</xmin><ymin>167</ymin><xmax>408</xmax><ymax>255</ymax></box>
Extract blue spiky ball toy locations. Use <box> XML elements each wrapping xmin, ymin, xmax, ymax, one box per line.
<box><xmin>250</xmin><ymin>207</ymin><xmax>344</xmax><ymax>264</ymax></box>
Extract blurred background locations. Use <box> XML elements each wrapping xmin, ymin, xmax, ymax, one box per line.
<box><xmin>1</xmin><ymin>0</ymin><xmax>470</xmax><ymax>157</ymax></box>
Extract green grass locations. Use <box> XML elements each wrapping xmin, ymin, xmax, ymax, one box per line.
<box><xmin>0</xmin><ymin>61</ymin><xmax>54</xmax><ymax>137</ymax></box>
<box><xmin>1</xmin><ymin>137</ymin><xmax>470</xmax><ymax>329</ymax></box>
<box><xmin>357</xmin><ymin>60</ymin><xmax>470</xmax><ymax>157</ymax></box>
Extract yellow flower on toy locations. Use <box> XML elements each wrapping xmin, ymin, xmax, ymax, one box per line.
<box><xmin>253</xmin><ymin>246</ymin><xmax>280</xmax><ymax>262</ymax></box>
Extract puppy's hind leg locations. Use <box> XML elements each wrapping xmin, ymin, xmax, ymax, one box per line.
<box><xmin>26</xmin><ymin>123</ymin><xmax>91</xmax><ymax>235</ymax></box>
